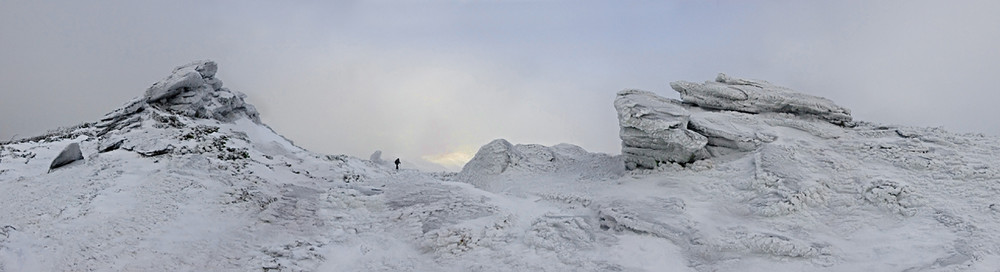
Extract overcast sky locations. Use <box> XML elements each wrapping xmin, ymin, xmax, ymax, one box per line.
<box><xmin>2</xmin><ymin>0</ymin><xmax>999</xmax><ymax>170</ymax></box>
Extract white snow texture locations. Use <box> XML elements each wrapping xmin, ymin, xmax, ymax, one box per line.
<box><xmin>2</xmin><ymin>63</ymin><xmax>1000</xmax><ymax>272</ymax></box>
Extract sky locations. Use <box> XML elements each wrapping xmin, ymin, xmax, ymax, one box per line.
<box><xmin>2</xmin><ymin>0</ymin><xmax>999</xmax><ymax>171</ymax></box>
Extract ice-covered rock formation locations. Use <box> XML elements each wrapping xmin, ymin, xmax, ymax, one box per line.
<box><xmin>670</xmin><ymin>73</ymin><xmax>851</xmax><ymax>126</ymax></box>
<box><xmin>614</xmin><ymin>90</ymin><xmax>709</xmax><ymax>169</ymax></box>
<box><xmin>457</xmin><ymin>139</ymin><xmax>624</xmax><ymax>192</ymax></box>
<box><xmin>616</xmin><ymin>74</ymin><xmax>851</xmax><ymax>169</ymax></box>
<box><xmin>87</xmin><ymin>60</ymin><xmax>265</xmax><ymax>157</ymax></box>
<box><xmin>145</xmin><ymin>60</ymin><xmax>259</xmax><ymax>123</ymax></box>
<box><xmin>96</xmin><ymin>60</ymin><xmax>259</xmax><ymax>137</ymax></box>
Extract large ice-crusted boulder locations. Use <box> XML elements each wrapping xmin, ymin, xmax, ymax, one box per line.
<box><xmin>457</xmin><ymin>139</ymin><xmax>625</xmax><ymax>191</ymax></box>
<box><xmin>670</xmin><ymin>73</ymin><xmax>851</xmax><ymax>126</ymax></box>
<box><xmin>458</xmin><ymin>139</ymin><xmax>551</xmax><ymax>177</ymax></box>
<box><xmin>614</xmin><ymin>89</ymin><xmax>709</xmax><ymax>169</ymax></box>
<box><xmin>49</xmin><ymin>142</ymin><xmax>83</xmax><ymax>170</ymax></box>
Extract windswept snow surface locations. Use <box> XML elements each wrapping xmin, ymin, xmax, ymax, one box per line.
<box><xmin>4</xmin><ymin>63</ymin><xmax>1000</xmax><ymax>271</ymax></box>
<box><xmin>7</xmin><ymin>119</ymin><xmax>999</xmax><ymax>271</ymax></box>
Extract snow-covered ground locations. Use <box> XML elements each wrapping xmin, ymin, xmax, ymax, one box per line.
<box><xmin>3</xmin><ymin>63</ymin><xmax>1000</xmax><ymax>271</ymax></box>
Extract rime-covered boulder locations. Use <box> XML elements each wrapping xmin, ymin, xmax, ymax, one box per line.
<box><xmin>369</xmin><ymin>150</ymin><xmax>384</xmax><ymax>164</ymax></box>
<box><xmin>457</xmin><ymin>139</ymin><xmax>625</xmax><ymax>191</ymax></box>
<box><xmin>670</xmin><ymin>73</ymin><xmax>852</xmax><ymax>126</ymax></box>
<box><xmin>458</xmin><ymin>139</ymin><xmax>540</xmax><ymax>177</ymax></box>
<box><xmin>96</xmin><ymin>60</ymin><xmax>260</xmax><ymax>136</ymax></box>
<box><xmin>49</xmin><ymin>142</ymin><xmax>83</xmax><ymax>170</ymax></box>
<box><xmin>614</xmin><ymin>89</ymin><xmax>709</xmax><ymax>169</ymax></box>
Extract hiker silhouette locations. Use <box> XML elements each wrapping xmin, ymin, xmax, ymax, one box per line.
<box><xmin>394</xmin><ymin>158</ymin><xmax>400</xmax><ymax>170</ymax></box>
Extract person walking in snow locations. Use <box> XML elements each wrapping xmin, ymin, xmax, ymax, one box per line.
<box><xmin>394</xmin><ymin>158</ymin><xmax>401</xmax><ymax>170</ymax></box>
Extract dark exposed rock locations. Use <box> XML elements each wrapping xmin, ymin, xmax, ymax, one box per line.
<box><xmin>49</xmin><ymin>142</ymin><xmax>84</xmax><ymax>170</ymax></box>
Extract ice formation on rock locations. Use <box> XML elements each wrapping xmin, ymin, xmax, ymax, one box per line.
<box><xmin>457</xmin><ymin>139</ymin><xmax>624</xmax><ymax>192</ymax></box>
<box><xmin>616</xmin><ymin>74</ymin><xmax>852</xmax><ymax>169</ymax></box>
<box><xmin>96</xmin><ymin>60</ymin><xmax>259</xmax><ymax>137</ymax></box>
<box><xmin>614</xmin><ymin>89</ymin><xmax>709</xmax><ymax>169</ymax></box>
<box><xmin>85</xmin><ymin>61</ymin><xmax>265</xmax><ymax>158</ymax></box>
<box><xmin>144</xmin><ymin>60</ymin><xmax>258</xmax><ymax>123</ymax></box>
<box><xmin>670</xmin><ymin>73</ymin><xmax>851</xmax><ymax>126</ymax></box>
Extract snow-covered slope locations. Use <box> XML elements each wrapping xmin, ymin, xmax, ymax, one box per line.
<box><xmin>3</xmin><ymin>63</ymin><xmax>1000</xmax><ymax>271</ymax></box>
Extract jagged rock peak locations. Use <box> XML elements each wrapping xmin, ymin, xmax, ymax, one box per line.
<box><xmin>144</xmin><ymin>60</ymin><xmax>260</xmax><ymax>123</ymax></box>
<box><xmin>670</xmin><ymin>73</ymin><xmax>852</xmax><ymax>126</ymax></box>
<box><xmin>95</xmin><ymin>60</ymin><xmax>260</xmax><ymax>135</ymax></box>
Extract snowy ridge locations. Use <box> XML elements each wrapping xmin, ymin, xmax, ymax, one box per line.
<box><xmin>4</xmin><ymin>64</ymin><xmax>1000</xmax><ymax>271</ymax></box>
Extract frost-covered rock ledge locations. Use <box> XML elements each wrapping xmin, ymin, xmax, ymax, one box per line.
<box><xmin>616</xmin><ymin>73</ymin><xmax>853</xmax><ymax>169</ymax></box>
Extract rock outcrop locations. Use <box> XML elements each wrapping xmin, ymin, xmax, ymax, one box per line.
<box><xmin>49</xmin><ymin>142</ymin><xmax>83</xmax><ymax>170</ymax></box>
<box><xmin>369</xmin><ymin>150</ymin><xmax>385</xmax><ymax>164</ymax></box>
<box><xmin>458</xmin><ymin>139</ymin><xmax>547</xmax><ymax>177</ymax></box>
<box><xmin>457</xmin><ymin>139</ymin><xmax>625</xmax><ymax>191</ymax></box>
<box><xmin>83</xmin><ymin>60</ymin><xmax>265</xmax><ymax>160</ymax></box>
<box><xmin>614</xmin><ymin>90</ymin><xmax>709</xmax><ymax>169</ymax></box>
<box><xmin>615</xmin><ymin>74</ymin><xmax>852</xmax><ymax>169</ymax></box>
<box><xmin>670</xmin><ymin>73</ymin><xmax>851</xmax><ymax>126</ymax></box>
<box><xmin>96</xmin><ymin>60</ymin><xmax>260</xmax><ymax>136</ymax></box>
<box><xmin>145</xmin><ymin>61</ymin><xmax>258</xmax><ymax>123</ymax></box>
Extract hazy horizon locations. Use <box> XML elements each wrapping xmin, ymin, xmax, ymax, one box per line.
<box><xmin>3</xmin><ymin>1</ymin><xmax>999</xmax><ymax>170</ymax></box>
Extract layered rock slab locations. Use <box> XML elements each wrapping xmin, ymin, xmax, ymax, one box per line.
<box><xmin>96</xmin><ymin>60</ymin><xmax>260</xmax><ymax>136</ymax></box>
<box><xmin>670</xmin><ymin>73</ymin><xmax>852</xmax><ymax>126</ymax></box>
<box><xmin>616</xmin><ymin>74</ymin><xmax>853</xmax><ymax>169</ymax></box>
<box><xmin>614</xmin><ymin>90</ymin><xmax>709</xmax><ymax>169</ymax></box>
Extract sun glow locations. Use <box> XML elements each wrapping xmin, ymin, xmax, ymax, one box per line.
<box><xmin>422</xmin><ymin>150</ymin><xmax>475</xmax><ymax>170</ymax></box>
